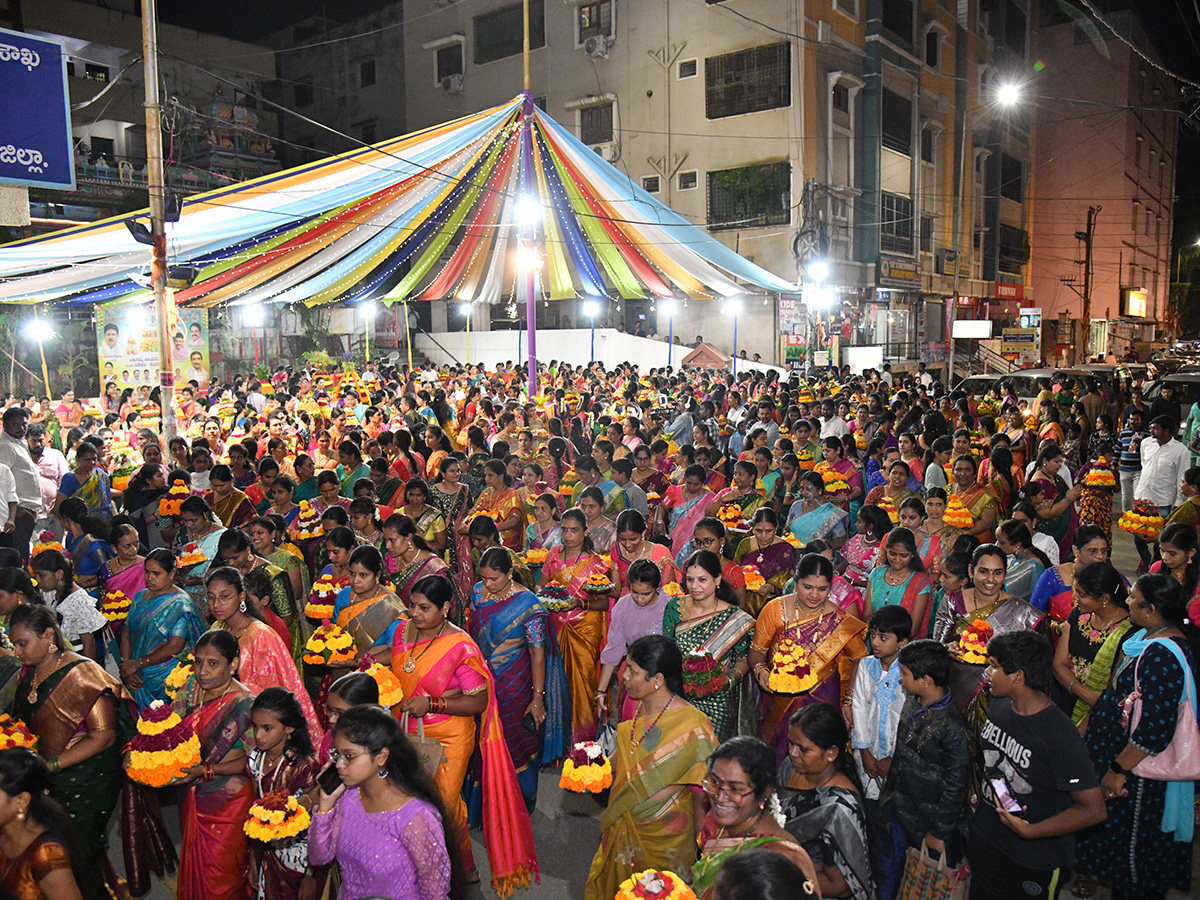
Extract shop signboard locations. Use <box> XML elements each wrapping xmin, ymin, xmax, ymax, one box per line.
<box><xmin>0</xmin><ymin>29</ymin><xmax>74</xmax><ymax>190</ymax></box>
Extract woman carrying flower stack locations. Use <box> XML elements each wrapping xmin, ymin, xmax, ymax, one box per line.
<box><xmin>734</xmin><ymin>509</ymin><xmax>797</xmax><ymax>617</ymax></box>
<box><xmin>786</xmin><ymin>472</ymin><xmax>851</xmax><ymax>551</ymax></box>
<box><xmin>382</xmin><ymin>514</ymin><xmax>457</xmax><ymax>611</ymax></box>
<box><xmin>659</xmin><ymin>465</ymin><xmax>716</xmax><ymax>560</ymax></box>
<box><xmin>705</xmin><ymin>461</ymin><xmax>765</xmax><ymax>523</ymax></box>
<box><xmin>461</xmin><ymin>460</ymin><xmax>525</xmax><ymax>552</ymax></box>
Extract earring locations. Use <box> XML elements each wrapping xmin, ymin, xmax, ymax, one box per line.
<box><xmin>239</xmin><ymin>601</ymin><xmax>247</xmax><ymax>613</ymax></box>
<box><xmin>47</xmin><ymin>642</ymin><xmax>58</xmax><ymax>655</ymax></box>
<box><xmin>377</xmin><ymin>767</ymin><xmax>388</xmax><ymax>779</ymax></box>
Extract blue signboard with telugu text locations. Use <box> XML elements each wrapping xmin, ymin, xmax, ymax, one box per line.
<box><xmin>0</xmin><ymin>27</ymin><xmax>75</xmax><ymax>190</ymax></box>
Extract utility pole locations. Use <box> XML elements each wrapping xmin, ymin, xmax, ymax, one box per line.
<box><xmin>140</xmin><ymin>0</ymin><xmax>177</xmax><ymax>441</ymax></box>
<box><xmin>1075</xmin><ymin>206</ymin><xmax>1100</xmax><ymax>365</ymax></box>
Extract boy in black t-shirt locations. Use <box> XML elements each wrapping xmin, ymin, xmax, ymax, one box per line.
<box><xmin>970</xmin><ymin>632</ymin><xmax>1107</xmax><ymax>900</ymax></box>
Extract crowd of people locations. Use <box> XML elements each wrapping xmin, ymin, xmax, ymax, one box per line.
<box><xmin>0</xmin><ymin>358</ymin><xmax>1191</xmax><ymax>900</ymax></box>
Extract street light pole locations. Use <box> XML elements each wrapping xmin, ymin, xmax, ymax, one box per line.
<box><xmin>25</xmin><ymin>313</ymin><xmax>52</xmax><ymax>395</ymax></box>
<box><xmin>725</xmin><ymin>298</ymin><xmax>742</xmax><ymax>376</ymax></box>
<box><xmin>460</xmin><ymin>303</ymin><xmax>472</xmax><ymax>362</ymax></box>
<box><xmin>661</xmin><ymin>301</ymin><xmax>676</xmax><ymax>368</ymax></box>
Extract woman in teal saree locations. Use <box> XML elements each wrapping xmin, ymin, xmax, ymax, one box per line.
<box><xmin>787</xmin><ymin>472</ymin><xmax>850</xmax><ymax>550</ymax></box>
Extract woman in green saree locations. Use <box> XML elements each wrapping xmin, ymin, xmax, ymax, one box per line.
<box><xmin>584</xmin><ymin>635</ymin><xmax>717</xmax><ymax>900</ymax></box>
<box><xmin>11</xmin><ymin>604</ymin><xmax>130</xmax><ymax>900</ymax></box>
<box><xmin>1051</xmin><ymin>561</ymin><xmax>1131</xmax><ymax>723</ymax></box>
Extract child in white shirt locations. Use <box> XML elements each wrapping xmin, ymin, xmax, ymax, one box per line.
<box><xmin>851</xmin><ymin>605</ymin><xmax>912</xmax><ymax>804</ymax></box>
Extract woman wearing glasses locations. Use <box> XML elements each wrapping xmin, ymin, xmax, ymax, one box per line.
<box><xmin>584</xmin><ymin>635</ymin><xmax>717</xmax><ymax>900</ymax></box>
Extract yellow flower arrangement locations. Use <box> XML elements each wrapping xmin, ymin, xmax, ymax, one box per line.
<box><xmin>126</xmin><ymin>701</ymin><xmax>201</xmax><ymax>787</ymax></box>
<box><xmin>294</xmin><ymin>500</ymin><xmax>325</xmax><ymax>541</ymax></box>
<box><xmin>245</xmin><ymin>793</ymin><xmax>312</xmax><ymax>842</ymax></box>
<box><xmin>1084</xmin><ymin>459</ymin><xmax>1117</xmax><ymax>487</ymax></box>
<box><xmin>942</xmin><ymin>498</ymin><xmax>974</xmax><ymax>530</ymax></box>
<box><xmin>0</xmin><ymin>714</ymin><xmax>37</xmax><ymax>750</ymax></box>
<box><xmin>584</xmin><ymin>571</ymin><xmax>614</xmax><ymax>593</ymax></box>
<box><xmin>874</xmin><ymin>495</ymin><xmax>899</xmax><ymax>524</ymax></box>
<box><xmin>100</xmin><ymin>589</ymin><xmax>132</xmax><ymax>622</ymax></box>
<box><xmin>768</xmin><ymin>638</ymin><xmax>818</xmax><ymax>693</ymax></box>
<box><xmin>364</xmin><ymin>662</ymin><xmax>405</xmax><ymax>707</ymax></box>
<box><xmin>304</xmin><ymin>574</ymin><xmax>339</xmax><ymax>621</ymax></box>
<box><xmin>524</xmin><ymin>548</ymin><xmax>550</xmax><ymax>565</ymax></box>
<box><xmin>1118</xmin><ymin>500</ymin><xmax>1165</xmax><ymax>540</ymax></box>
<box><xmin>178</xmin><ymin>543</ymin><xmax>207</xmax><ymax>568</ymax></box>
<box><xmin>158</xmin><ymin>482</ymin><xmax>189</xmax><ymax>517</ymax></box>
<box><xmin>716</xmin><ymin>504</ymin><xmax>749</xmax><ymax>532</ymax></box>
<box><xmin>303</xmin><ymin>621</ymin><xmax>358</xmax><ymax>666</ymax></box>
<box><xmin>663</xmin><ymin>582</ymin><xmax>685</xmax><ymax>597</ymax></box>
<box><xmin>782</xmin><ymin>532</ymin><xmax>803</xmax><ymax>548</ymax></box>
<box><xmin>956</xmin><ymin>619</ymin><xmax>994</xmax><ymax>664</ymax></box>
<box><xmin>742</xmin><ymin>565</ymin><xmax>767</xmax><ymax>592</ymax></box>
<box><xmin>164</xmin><ymin>655</ymin><xmax>193</xmax><ymax>700</ymax></box>
<box><xmin>559</xmin><ymin>741</ymin><xmax>613</xmax><ymax>793</ymax></box>
<box><xmin>615</xmin><ymin>870</ymin><xmax>697</xmax><ymax>900</ymax></box>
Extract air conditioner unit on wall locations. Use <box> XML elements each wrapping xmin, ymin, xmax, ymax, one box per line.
<box><xmin>583</xmin><ymin>35</ymin><xmax>609</xmax><ymax>58</ymax></box>
<box><xmin>593</xmin><ymin>142</ymin><xmax>618</xmax><ymax>161</ymax></box>
<box><xmin>440</xmin><ymin>73</ymin><xmax>463</xmax><ymax>93</ymax></box>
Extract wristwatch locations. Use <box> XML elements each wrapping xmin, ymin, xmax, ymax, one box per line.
<box><xmin>1110</xmin><ymin>760</ymin><xmax>1129</xmax><ymax>776</ymax></box>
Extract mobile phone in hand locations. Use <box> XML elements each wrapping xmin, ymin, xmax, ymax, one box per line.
<box><xmin>990</xmin><ymin>777</ymin><xmax>1022</xmax><ymax>813</ymax></box>
<box><xmin>318</xmin><ymin>765</ymin><xmax>343</xmax><ymax>795</ymax></box>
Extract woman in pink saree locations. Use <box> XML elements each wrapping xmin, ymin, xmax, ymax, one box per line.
<box><xmin>659</xmin><ymin>465</ymin><xmax>714</xmax><ymax>559</ymax></box>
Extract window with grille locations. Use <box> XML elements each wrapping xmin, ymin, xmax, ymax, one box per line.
<box><xmin>679</xmin><ymin>59</ymin><xmax>698</xmax><ymax>79</ymax></box>
<box><xmin>580</xmin><ymin>104</ymin><xmax>614</xmax><ymax>145</ymax></box>
<box><xmin>920</xmin><ymin>215</ymin><xmax>934</xmax><ymax>253</ymax></box>
<box><xmin>436</xmin><ymin>45</ymin><xmax>463</xmax><ymax>82</ymax></box>
<box><xmin>704</xmin><ymin>43</ymin><xmax>791</xmax><ymax>120</ymax></box>
<box><xmin>881</xmin><ymin>89</ymin><xmax>912</xmax><ymax>155</ymax></box>
<box><xmin>679</xmin><ymin>171</ymin><xmax>698</xmax><ymax>190</ymax></box>
<box><xmin>1000</xmin><ymin>153</ymin><xmax>1023</xmax><ymax>202</ymax></box>
<box><xmin>359</xmin><ymin>59</ymin><xmax>376</xmax><ymax>88</ymax></box>
<box><xmin>475</xmin><ymin>0</ymin><xmax>545</xmax><ymax>65</ymax></box>
<box><xmin>642</xmin><ymin>175</ymin><xmax>660</xmax><ymax>193</ymax></box>
<box><xmin>880</xmin><ymin>192</ymin><xmax>913</xmax><ymax>253</ymax></box>
<box><xmin>84</xmin><ymin>63</ymin><xmax>109</xmax><ymax>83</ymax></box>
<box><xmin>832</xmin><ymin>83</ymin><xmax>849</xmax><ymax>112</ymax></box>
<box><xmin>579</xmin><ymin>1</ymin><xmax>613</xmax><ymax>40</ymax></box>
<box><xmin>706</xmin><ymin>162</ymin><xmax>791</xmax><ymax>231</ymax></box>
<box><xmin>294</xmin><ymin>79</ymin><xmax>314</xmax><ymax>107</ymax></box>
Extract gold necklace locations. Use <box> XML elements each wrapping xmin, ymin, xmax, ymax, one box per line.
<box><xmin>28</xmin><ymin>652</ymin><xmax>66</xmax><ymax>704</ymax></box>
<box><xmin>403</xmin><ymin>620</ymin><xmax>447</xmax><ymax>673</ymax></box>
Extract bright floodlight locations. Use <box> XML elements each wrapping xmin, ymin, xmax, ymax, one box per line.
<box><xmin>807</xmin><ymin>259</ymin><xmax>830</xmax><ymax>282</ymax></box>
<box><xmin>22</xmin><ymin>319</ymin><xmax>53</xmax><ymax>342</ymax></box>
<box><xmin>995</xmin><ymin>81</ymin><xmax>1021</xmax><ymax>106</ymax></box>
<box><xmin>724</xmin><ymin>298</ymin><xmax>742</xmax><ymax>316</ymax></box>
<box><xmin>126</xmin><ymin>305</ymin><xmax>151</xmax><ymax>330</ymax></box>
<box><xmin>514</xmin><ymin>195</ymin><xmax>542</xmax><ymax>228</ymax></box>
<box><xmin>583</xmin><ymin>301</ymin><xmax>599</xmax><ymax>319</ymax></box>
<box><xmin>515</xmin><ymin>245</ymin><xmax>543</xmax><ymax>272</ymax></box>
<box><xmin>241</xmin><ymin>304</ymin><xmax>265</xmax><ymax>328</ymax></box>
<box><xmin>660</xmin><ymin>300</ymin><xmax>677</xmax><ymax>319</ymax></box>
<box><xmin>458</xmin><ymin>302</ymin><xmax>472</xmax><ymax>317</ymax></box>
<box><xmin>816</xmin><ymin>287</ymin><xmax>837</xmax><ymax>309</ymax></box>
<box><xmin>359</xmin><ymin>301</ymin><xmax>379</xmax><ymax>319</ymax></box>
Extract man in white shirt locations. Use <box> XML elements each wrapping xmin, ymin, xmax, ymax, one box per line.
<box><xmin>1134</xmin><ymin>415</ymin><xmax>1192</xmax><ymax>572</ymax></box>
<box><xmin>819</xmin><ymin>399</ymin><xmax>849</xmax><ymax>440</ymax></box>
<box><xmin>0</xmin><ymin>408</ymin><xmax>41</xmax><ymax>559</ymax></box>
<box><xmin>26</xmin><ymin>424</ymin><xmax>67</xmax><ymax>537</ymax></box>
<box><xmin>880</xmin><ymin>364</ymin><xmax>894</xmax><ymax>388</ymax></box>
<box><xmin>0</xmin><ymin>462</ymin><xmax>16</xmax><ymax>533</ymax></box>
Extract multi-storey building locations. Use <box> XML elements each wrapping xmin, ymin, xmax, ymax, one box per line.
<box><xmin>1029</xmin><ymin>2</ymin><xmax>1178</xmax><ymax>360</ymax></box>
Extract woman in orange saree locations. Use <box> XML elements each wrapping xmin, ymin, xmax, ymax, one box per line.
<box><xmin>463</xmin><ymin>461</ymin><xmax>525</xmax><ymax>551</ymax></box>
<box><xmin>393</xmin><ymin>574</ymin><xmax>538</xmax><ymax>898</ymax></box>
<box><xmin>537</xmin><ymin>508</ymin><xmax>612</xmax><ymax>744</ymax></box>
<box><xmin>171</xmin><ymin>630</ymin><xmax>256</xmax><ymax>900</ymax></box>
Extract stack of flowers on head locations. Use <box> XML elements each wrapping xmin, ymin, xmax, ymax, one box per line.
<box><xmin>537</xmin><ymin>584</ymin><xmax>573</xmax><ymax>612</ymax></box>
<box><xmin>615</xmin><ymin>870</ymin><xmax>697</xmax><ymax>900</ymax></box>
<box><xmin>304</xmin><ymin>574</ymin><xmax>339</xmax><ymax>622</ymax></box>
<box><xmin>164</xmin><ymin>654</ymin><xmax>194</xmax><ymax>700</ymax></box>
<box><xmin>558</xmin><ymin>468</ymin><xmax>579</xmax><ymax>497</ymax></box>
<box><xmin>29</xmin><ymin>532</ymin><xmax>64</xmax><ymax>571</ymax></box>
<box><xmin>244</xmin><ymin>791</ymin><xmax>311</xmax><ymax>842</ymax></box>
<box><xmin>584</xmin><ymin>571</ymin><xmax>614</xmax><ymax>594</ymax></box>
<box><xmin>1084</xmin><ymin>458</ymin><xmax>1117</xmax><ymax>487</ymax></box>
<box><xmin>796</xmin><ymin>448</ymin><xmax>816</xmax><ymax>471</ymax></box>
<box><xmin>126</xmin><ymin>701</ymin><xmax>201</xmax><ymax>787</ymax></box>
<box><xmin>716</xmin><ymin>504</ymin><xmax>749</xmax><ymax>533</ymax></box>
<box><xmin>100</xmin><ymin>589</ymin><xmax>132</xmax><ymax>622</ymax></box>
<box><xmin>742</xmin><ymin>565</ymin><xmax>767</xmax><ymax>592</ymax></box>
<box><xmin>956</xmin><ymin>619</ymin><xmax>994</xmax><ymax>664</ymax></box>
<box><xmin>360</xmin><ymin>659</ymin><xmax>405</xmax><ymax>707</ymax></box>
<box><xmin>682</xmin><ymin>650</ymin><xmax>730</xmax><ymax>698</ymax></box>
<box><xmin>718</xmin><ymin>416</ymin><xmax>731</xmax><ymax>437</ymax></box>
<box><xmin>0</xmin><ymin>714</ymin><xmax>37</xmax><ymax>750</ymax></box>
<box><xmin>294</xmin><ymin>501</ymin><xmax>324</xmax><ymax>541</ymax></box>
<box><xmin>1118</xmin><ymin>500</ymin><xmax>1165</xmax><ymax>541</ymax></box>
<box><xmin>158</xmin><ymin>481</ymin><xmax>190</xmax><ymax>517</ymax></box>
<box><xmin>111</xmin><ymin>463</ymin><xmax>137</xmax><ymax>493</ymax></box>
<box><xmin>769</xmin><ymin>638</ymin><xmax>818</xmax><ymax>693</ymax></box>
<box><xmin>969</xmin><ymin>431</ymin><xmax>987</xmax><ymax>460</ymax></box>
<box><xmin>303</xmin><ymin>621</ymin><xmax>357</xmax><ymax>666</ymax></box>
<box><xmin>558</xmin><ymin>741</ymin><xmax>612</xmax><ymax>793</ymax></box>
<box><xmin>179</xmin><ymin>543</ymin><xmax>207</xmax><ymax>568</ymax></box>
<box><xmin>523</xmin><ymin>548</ymin><xmax>550</xmax><ymax>566</ymax></box>
<box><xmin>663</xmin><ymin>582</ymin><xmax>685</xmax><ymax>598</ymax></box>
<box><xmin>977</xmin><ymin>398</ymin><xmax>999</xmax><ymax>418</ymax></box>
<box><xmin>943</xmin><ymin>497</ymin><xmax>974</xmax><ymax>530</ymax></box>
<box><xmin>875</xmin><ymin>495</ymin><xmax>899</xmax><ymax>524</ymax></box>
<box><xmin>798</xmin><ymin>388</ymin><xmax>815</xmax><ymax>404</ymax></box>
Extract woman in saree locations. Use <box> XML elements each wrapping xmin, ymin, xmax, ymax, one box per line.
<box><xmin>537</xmin><ymin>507</ymin><xmax>611</xmax><ymax>745</ymax></box>
<box><xmin>818</xmin><ymin>438</ymin><xmax>863</xmax><ymax>513</ymax></box>
<box><xmin>864</xmin><ymin>460</ymin><xmax>924</xmax><ymax>508</ymax></box>
<box><xmin>208</xmin><ymin>465</ymin><xmax>255</xmax><ymax>529</ymax></box>
<box><xmin>430</xmin><ymin>455</ymin><xmax>475</xmax><ymax>601</ymax></box>
<box><xmin>578</xmin><ymin>486</ymin><xmax>617</xmax><ymax>554</ymax></box>
<box><xmin>664</xmin><ymin>550</ymin><xmax>755</xmax><ymax>742</ymax></box>
<box><xmin>949</xmin><ymin>453</ymin><xmax>999</xmax><ymax>542</ymax></box>
<box><xmin>175</xmin><ymin>495</ymin><xmax>227</xmax><ymax>610</ymax></box>
<box><xmin>313</xmin><ymin>470</ymin><xmax>350</xmax><ymax>518</ymax></box>
<box><xmin>382</xmin><ymin>513</ymin><xmax>458</xmax><ymax>611</ymax></box>
<box><xmin>706</xmin><ymin>460</ymin><xmax>765</xmax><ymax>521</ymax></box>
<box><xmin>331</xmin><ymin>546</ymin><xmax>405</xmax><ymax>666</ymax></box>
<box><xmin>780</xmin><ymin>703</ymin><xmax>875</xmax><ymax>900</ymax></box>
<box><xmin>118</xmin><ymin>549</ymin><xmax>205</xmax><ymax>709</ymax></box>
<box><xmin>994</xmin><ymin>518</ymin><xmax>1051</xmax><ymax>603</ymax></box>
<box><xmin>584</xmin><ymin>635</ymin><xmax>717</xmax><ymax>900</ymax></box>
<box><xmin>609</xmin><ymin>508</ymin><xmax>678</xmax><ymax>598</ymax></box>
<box><xmin>170</xmin><ymin>629</ymin><xmax>256</xmax><ymax>900</ymax></box>
<box><xmin>10</xmin><ymin>604</ymin><xmax>128</xmax><ymax>900</ymax></box>
<box><xmin>1027</xmin><ymin>443</ymin><xmax>1082</xmax><ymax>559</ymax></box>
<box><xmin>787</xmin><ymin>471</ymin><xmax>851</xmax><ymax>551</ymax></box>
<box><xmin>248</xmin><ymin>515</ymin><xmax>310</xmax><ymax>615</ymax></box>
<box><xmin>53</xmin><ymin>441</ymin><xmax>112</xmax><ymax>522</ymax></box>
<box><xmin>1002</xmin><ymin>406</ymin><xmax>1032</xmax><ymax>472</ymax></box>
<box><xmin>1050</xmin><ymin>561</ymin><xmax>1131</xmax><ymax>722</ymax></box>
<box><xmin>1029</xmin><ymin>524</ymin><xmax>1110</xmax><ymax>626</ymax></box>
<box><xmin>393</xmin><ymin>573</ymin><xmax>539</xmax><ymax>895</ymax></box>
<box><xmin>863</xmin><ymin>528</ymin><xmax>933</xmax><ymax>637</ymax></box>
<box><xmin>692</xmin><ymin>737</ymin><xmax>819</xmax><ymax>899</ymax></box>
<box><xmin>466</xmin><ymin>548</ymin><xmax>568</xmax><ymax>815</ymax></box>
<box><xmin>97</xmin><ymin>522</ymin><xmax>146</xmax><ymax>618</ymax></box>
<box><xmin>468</xmin><ymin>517</ymin><xmax>534</xmax><ymax>595</ymax></box>
<box><xmin>58</xmin><ymin>498</ymin><xmax>113</xmax><ymax>594</ymax></box>
<box><xmin>660</xmin><ymin>464</ymin><xmax>715</xmax><ymax>559</ymax></box>
<box><xmin>525</xmin><ymin>491</ymin><xmax>562</xmax><ymax>551</ymax></box>
<box><xmin>121</xmin><ymin>463</ymin><xmax>168</xmax><ymax>549</ymax></box>
<box><xmin>462</xmin><ymin>459</ymin><xmax>524</xmax><ymax>551</ymax></box>
<box><xmin>735</xmin><ymin>508</ymin><xmax>797</xmax><ymax>617</ymax></box>
<box><xmin>335</xmin><ymin>441</ymin><xmax>370</xmax><ymax>499</ymax></box>
<box><xmin>423</xmin><ymin>425</ymin><xmax>453</xmax><ymax>481</ymax></box>
<box><xmin>631</xmin><ymin>443</ymin><xmax>670</xmax><ymax>509</ymax></box>
<box><xmin>216</xmin><ymin>529</ymin><xmax>298</xmax><ymax>654</ymax></box>
<box><xmin>401</xmin><ymin>477</ymin><xmax>448</xmax><ymax>554</ymax></box>
<box><xmin>749</xmin><ymin>553</ymin><xmax>868</xmax><ymax>759</ymax></box>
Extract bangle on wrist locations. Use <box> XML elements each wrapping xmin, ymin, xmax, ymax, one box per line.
<box><xmin>49</xmin><ymin>756</ymin><xmax>61</xmax><ymax>774</ymax></box>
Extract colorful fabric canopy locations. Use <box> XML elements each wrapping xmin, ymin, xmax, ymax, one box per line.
<box><xmin>0</xmin><ymin>94</ymin><xmax>796</xmax><ymax>307</ymax></box>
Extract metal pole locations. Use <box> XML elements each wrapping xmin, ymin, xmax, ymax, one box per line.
<box><xmin>732</xmin><ymin>317</ymin><xmax>738</xmax><ymax>376</ymax></box>
<box><xmin>590</xmin><ymin>315</ymin><xmax>595</xmax><ymax>362</ymax></box>
<box><xmin>465</xmin><ymin>308</ymin><xmax>470</xmax><ymax>363</ymax></box>
<box><xmin>522</xmin><ymin>0</ymin><xmax>531</xmax><ymax>92</ymax></box>
<box><xmin>31</xmin><ymin>310</ymin><xmax>51</xmax><ymax>395</ymax></box>
<box><xmin>667</xmin><ymin>317</ymin><xmax>673</xmax><ymax>368</ymax></box>
<box><xmin>140</xmin><ymin>0</ymin><xmax>176</xmax><ymax>441</ymax></box>
<box><xmin>253</xmin><ymin>326</ymin><xmax>259</xmax><ymax>365</ymax></box>
<box><xmin>521</xmin><ymin>95</ymin><xmax>538</xmax><ymax>398</ymax></box>
<box><xmin>365</xmin><ymin>316</ymin><xmax>370</xmax><ymax>365</ymax></box>
<box><xmin>404</xmin><ymin>300</ymin><xmax>413</xmax><ymax>372</ymax></box>
<box><xmin>947</xmin><ymin>109</ymin><xmax>968</xmax><ymax>389</ymax></box>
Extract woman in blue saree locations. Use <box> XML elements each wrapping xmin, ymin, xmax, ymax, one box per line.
<box><xmin>59</xmin><ymin>498</ymin><xmax>114</xmax><ymax>593</ymax></box>
<box><xmin>118</xmin><ymin>548</ymin><xmax>205</xmax><ymax>708</ymax></box>
<box><xmin>175</xmin><ymin>495</ymin><xmax>227</xmax><ymax>611</ymax></box>
<box><xmin>465</xmin><ymin>547</ymin><xmax>570</xmax><ymax>818</ymax></box>
<box><xmin>53</xmin><ymin>441</ymin><xmax>112</xmax><ymax>522</ymax></box>
<box><xmin>787</xmin><ymin>472</ymin><xmax>850</xmax><ymax>550</ymax></box>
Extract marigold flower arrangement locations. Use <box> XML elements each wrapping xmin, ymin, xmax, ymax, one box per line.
<box><xmin>111</xmin><ymin>464</ymin><xmax>137</xmax><ymax>493</ymax></box>
<box><xmin>362</xmin><ymin>661</ymin><xmax>405</xmax><ymax>707</ymax></box>
<box><xmin>100</xmin><ymin>589</ymin><xmax>132</xmax><ymax>622</ymax></box>
<box><xmin>28</xmin><ymin>532</ymin><xmax>65</xmax><ymax>573</ymax></box>
<box><xmin>0</xmin><ymin>714</ymin><xmax>37</xmax><ymax>750</ymax></box>
<box><xmin>663</xmin><ymin>582</ymin><xmax>685</xmax><ymax>598</ymax></box>
<box><xmin>742</xmin><ymin>565</ymin><xmax>767</xmax><ymax>592</ymax></box>
<box><xmin>956</xmin><ymin>619</ymin><xmax>994</xmax><ymax>664</ymax></box>
<box><xmin>796</xmin><ymin>448</ymin><xmax>816</xmax><ymax>471</ymax></box>
<box><xmin>523</xmin><ymin>548</ymin><xmax>550</xmax><ymax>565</ymax></box>
<box><xmin>768</xmin><ymin>638</ymin><xmax>818</xmax><ymax>693</ymax></box>
<box><xmin>874</xmin><ymin>495</ymin><xmax>899</xmax><ymax>524</ymax></box>
<box><xmin>179</xmin><ymin>543</ymin><xmax>207</xmax><ymax>568</ymax></box>
<box><xmin>943</xmin><ymin>497</ymin><xmax>974</xmax><ymax>530</ymax></box>
<box><xmin>158</xmin><ymin>482</ymin><xmax>190</xmax><ymax>517</ymax></box>
<box><xmin>304</xmin><ymin>574</ymin><xmax>339</xmax><ymax>621</ymax></box>
<box><xmin>537</xmin><ymin>584</ymin><xmax>573</xmax><ymax>612</ymax></box>
<box><xmin>126</xmin><ymin>701</ymin><xmax>201</xmax><ymax>787</ymax></box>
<box><xmin>1084</xmin><ymin>458</ymin><xmax>1117</xmax><ymax>487</ymax></box>
<box><xmin>716</xmin><ymin>504</ymin><xmax>749</xmax><ymax>532</ymax></box>
<box><xmin>558</xmin><ymin>741</ymin><xmax>613</xmax><ymax>793</ymax></box>
<box><xmin>682</xmin><ymin>650</ymin><xmax>730</xmax><ymax>698</ymax></box>
<box><xmin>615</xmin><ymin>870</ymin><xmax>697</xmax><ymax>900</ymax></box>
<box><xmin>164</xmin><ymin>654</ymin><xmax>193</xmax><ymax>700</ymax></box>
<box><xmin>244</xmin><ymin>792</ymin><xmax>311</xmax><ymax>842</ymax></box>
<box><xmin>1118</xmin><ymin>500</ymin><xmax>1164</xmax><ymax>540</ymax></box>
<box><xmin>854</xmin><ymin>431</ymin><xmax>868</xmax><ymax>450</ymax></box>
<box><xmin>584</xmin><ymin>571</ymin><xmax>614</xmax><ymax>593</ymax></box>
<box><xmin>302</xmin><ymin>621</ymin><xmax>358</xmax><ymax>666</ymax></box>
<box><xmin>294</xmin><ymin>500</ymin><xmax>324</xmax><ymax>541</ymax></box>
<box><xmin>782</xmin><ymin>532</ymin><xmax>803</xmax><ymax>548</ymax></box>
<box><xmin>645</xmin><ymin>491</ymin><xmax>662</xmax><ymax>504</ymax></box>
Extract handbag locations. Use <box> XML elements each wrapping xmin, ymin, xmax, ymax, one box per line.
<box><xmin>1121</xmin><ymin>638</ymin><xmax>1200</xmax><ymax>781</ymax></box>
<box><xmin>399</xmin><ymin>712</ymin><xmax>447</xmax><ymax>778</ymax></box>
<box><xmin>897</xmin><ymin>840</ymin><xmax>969</xmax><ymax>900</ymax></box>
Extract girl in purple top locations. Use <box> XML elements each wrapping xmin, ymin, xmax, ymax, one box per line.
<box><xmin>595</xmin><ymin>559</ymin><xmax>669</xmax><ymax>722</ymax></box>
<box><xmin>310</xmin><ymin>706</ymin><xmax>464</xmax><ymax>900</ymax></box>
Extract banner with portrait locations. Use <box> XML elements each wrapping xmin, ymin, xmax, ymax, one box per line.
<box><xmin>170</xmin><ymin>308</ymin><xmax>211</xmax><ymax>394</ymax></box>
<box><xmin>97</xmin><ymin>305</ymin><xmax>210</xmax><ymax>394</ymax></box>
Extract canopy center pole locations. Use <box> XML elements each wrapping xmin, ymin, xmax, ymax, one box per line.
<box><xmin>522</xmin><ymin>0</ymin><xmax>531</xmax><ymax>92</ymax></box>
<box><xmin>521</xmin><ymin>98</ymin><xmax>537</xmax><ymax>399</ymax></box>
